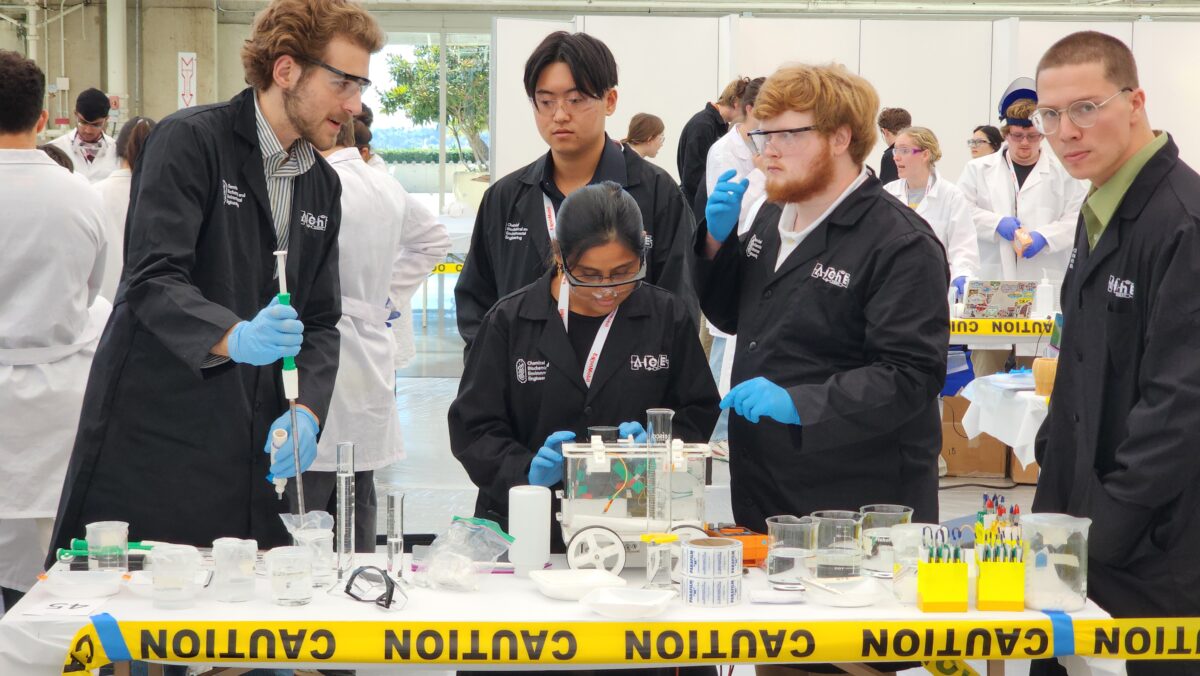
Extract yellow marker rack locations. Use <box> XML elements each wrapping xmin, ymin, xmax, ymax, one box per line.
<box><xmin>917</xmin><ymin>560</ymin><xmax>968</xmax><ymax>612</ymax></box>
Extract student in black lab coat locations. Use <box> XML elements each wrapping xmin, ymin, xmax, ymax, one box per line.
<box><xmin>454</xmin><ymin>31</ymin><xmax>696</xmax><ymax>351</ymax></box>
<box><xmin>698</xmin><ymin>64</ymin><xmax>949</xmax><ymax>544</ymax></box>
<box><xmin>1030</xmin><ymin>32</ymin><xmax>1200</xmax><ymax>676</ymax></box>
<box><xmin>450</xmin><ymin>182</ymin><xmax>717</xmax><ymax>676</ymax></box>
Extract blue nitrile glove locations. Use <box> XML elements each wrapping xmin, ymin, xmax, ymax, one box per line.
<box><xmin>384</xmin><ymin>298</ymin><xmax>401</xmax><ymax>328</ymax></box>
<box><xmin>1022</xmin><ymin>232</ymin><xmax>1048</xmax><ymax>259</ymax></box>
<box><xmin>618</xmin><ymin>421</ymin><xmax>647</xmax><ymax>443</ymax></box>
<box><xmin>228</xmin><ymin>297</ymin><xmax>304</xmax><ymax>366</ymax></box>
<box><xmin>952</xmin><ymin>276</ymin><xmax>967</xmax><ymax>299</ymax></box>
<box><xmin>264</xmin><ymin>407</ymin><xmax>319</xmax><ymax>480</ymax></box>
<box><xmin>705</xmin><ymin>169</ymin><xmax>750</xmax><ymax>243</ymax></box>
<box><xmin>528</xmin><ymin>431</ymin><xmax>576</xmax><ymax>487</ymax></box>
<box><xmin>996</xmin><ymin>217</ymin><xmax>1021</xmax><ymax>241</ymax></box>
<box><xmin>720</xmin><ymin>376</ymin><xmax>801</xmax><ymax>425</ymax></box>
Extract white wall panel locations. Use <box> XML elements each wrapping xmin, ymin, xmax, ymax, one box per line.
<box><xmin>1132</xmin><ymin>21</ymin><xmax>1200</xmax><ymax>169</ymax></box>
<box><xmin>732</xmin><ymin>17</ymin><xmax>861</xmax><ymax>79</ymax></box>
<box><xmin>1017</xmin><ymin>22</ymin><xmax>1133</xmax><ymax>82</ymax></box>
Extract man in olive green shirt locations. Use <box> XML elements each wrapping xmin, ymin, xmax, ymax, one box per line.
<box><xmin>1031</xmin><ymin>31</ymin><xmax>1200</xmax><ymax>676</ymax></box>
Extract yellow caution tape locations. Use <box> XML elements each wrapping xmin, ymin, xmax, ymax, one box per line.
<box><xmin>924</xmin><ymin>659</ymin><xmax>980</xmax><ymax>675</ymax></box>
<box><xmin>431</xmin><ymin>262</ymin><xmax>464</xmax><ymax>274</ymax></box>
<box><xmin>950</xmin><ymin>318</ymin><xmax>1054</xmax><ymax>337</ymax></box>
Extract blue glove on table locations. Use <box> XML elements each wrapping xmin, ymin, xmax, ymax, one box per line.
<box><xmin>228</xmin><ymin>298</ymin><xmax>304</xmax><ymax>366</ymax></box>
<box><xmin>528</xmin><ymin>431</ymin><xmax>576</xmax><ymax>487</ymax></box>
<box><xmin>1022</xmin><ymin>232</ymin><xmax>1048</xmax><ymax>259</ymax></box>
<box><xmin>996</xmin><ymin>217</ymin><xmax>1021</xmax><ymax>241</ymax></box>
<box><xmin>705</xmin><ymin>169</ymin><xmax>750</xmax><ymax>243</ymax></box>
<box><xmin>952</xmin><ymin>276</ymin><xmax>967</xmax><ymax>299</ymax></box>
<box><xmin>618</xmin><ymin>421</ymin><xmax>647</xmax><ymax>443</ymax></box>
<box><xmin>264</xmin><ymin>407</ymin><xmax>319</xmax><ymax>480</ymax></box>
<box><xmin>721</xmin><ymin>376</ymin><xmax>801</xmax><ymax>425</ymax></box>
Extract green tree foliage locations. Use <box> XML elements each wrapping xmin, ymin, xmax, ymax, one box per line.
<box><xmin>380</xmin><ymin>44</ymin><xmax>490</xmax><ymax>172</ymax></box>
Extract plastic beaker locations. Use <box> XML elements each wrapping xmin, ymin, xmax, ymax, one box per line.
<box><xmin>86</xmin><ymin>521</ymin><xmax>129</xmax><ymax>572</ymax></box>
<box><xmin>765</xmin><ymin>515</ymin><xmax>817</xmax><ymax>585</ymax></box>
<box><xmin>1022</xmin><ymin>513</ymin><xmax>1091</xmax><ymax>611</ymax></box>
<box><xmin>859</xmin><ymin>504</ymin><xmax>914</xmax><ymax>577</ymax></box>
<box><xmin>293</xmin><ymin>528</ymin><xmax>335</xmax><ymax>587</ymax></box>
<box><xmin>265</xmin><ymin>546</ymin><xmax>313</xmax><ymax>606</ymax></box>
<box><xmin>889</xmin><ymin>523</ymin><xmax>933</xmax><ymax>603</ymax></box>
<box><xmin>149</xmin><ymin>544</ymin><xmax>202</xmax><ymax>609</ymax></box>
<box><xmin>212</xmin><ymin>537</ymin><xmax>257</xmax><ymax>603</ymax></box>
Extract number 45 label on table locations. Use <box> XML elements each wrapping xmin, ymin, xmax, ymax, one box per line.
<box><xmin>23</xmin><ymin>599</ymin><xmax>107</xmax><ymax>616</ymax></box>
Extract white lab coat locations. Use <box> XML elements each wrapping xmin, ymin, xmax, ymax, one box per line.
<box><xmin>94</xmin><ymin>167</ymin><xmax>132</xmax><ymax>301</ymax></box>
<box><xmin>883</xmin><ymin>172</ymin><xmax>981</xmax><ymax>281</ymax></box>
<box><xmin>314</xmin><ymin>148</ymin><xmax>448</xmax><ymax>472</ymax></box>
<box><xmin>363</xmin><ymin>155</ymin><xmax>452</xmax><ymax>369</ymax></box>
<box><xmin>46</xmin><ymin>129</ymin><xmax>120</xmax><ymax>183</ymax></box>
<box><xmin>957</xmin><ymin>145</ymin><xmax>1087</xmax><ymax>283</ymax></box>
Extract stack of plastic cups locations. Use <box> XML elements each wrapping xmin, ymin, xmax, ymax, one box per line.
<box><xmin>680</xmin><ymin>537</ymin><xmax>743</xmax><ymax>607</ymax></box>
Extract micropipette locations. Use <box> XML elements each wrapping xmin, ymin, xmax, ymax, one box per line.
<box><xmin>273</xmin><ymin>250</ymin><xmax>306</xmax><ymax>517</ymax></box>
<box><xmin>270</xmin><ymin>428</ymin><xmax>289</xmax><ymax>500</ymax></box>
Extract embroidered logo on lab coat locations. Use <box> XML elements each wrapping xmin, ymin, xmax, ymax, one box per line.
<box><xmin>746</xmin><ymin>235</ymin><xmax>763</xmax><ymax>260</ymax></box>
<box><xmin>504</xmin><ymin>222</ymin><xmax>528</xmax><ymax>241</ymax></box>
<box><xmin>1107</xmin><ymin>275</ymin><xmax>1135</xmax><ymax>300</ymax></box>
<box><xmin>301</xmin><ymin>211</ymin><xmax>328</xmax><ymax>232</ymax></box>
<box><xmin>811</xmin><ymin>262</ymin><xmax>851</xmax><ymax>289</ymax></box>
<box><xmin>1068</xmin><ymin>247</ymin><xmax>1077</xmax><ymax>270</ymax></box>
<box><xmin>630</xmin><ymin>354</ymin><xmax>670</xmax><ymax>372</ymax></box>
<box><xmin>515</xmin><ymin>358</ymin><xmax>548</xmax><ymax>383</ymax></box>
<box><xmin>644</xmin><ymin>234</ymin><xmax>654</xmax><ymax>250</ymax></box>
<box><xmin>222</xmin><ymin>180</ymin><xmax>245</xmax><ymax>208</ymax></box>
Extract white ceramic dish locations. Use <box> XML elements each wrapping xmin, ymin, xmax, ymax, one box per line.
<box><xmin>529</xmin><ymin>569</ymin><xmax>626</xmax><ymax>601</ymax></box>
<box><xmin>41</xmin><ymin>570</ymin><xmax>124</xmax><ymax>598</ymax></box>
<box><xmin>579</xmin><ymin>587</ymin><xmax>676</xmax><ymax>619</ymax></box>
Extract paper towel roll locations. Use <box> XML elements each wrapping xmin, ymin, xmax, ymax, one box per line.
<box><xmin>508</xmin><ymin>485</ymin><xmax>550</xmax><ymax>576</ymax></box>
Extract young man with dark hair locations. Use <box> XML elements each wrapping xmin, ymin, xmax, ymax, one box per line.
<box><xmin>0</xmin><ymin>50</ymin><xmax>107</xmax><ymax>611</ymax></box>
<box><xmin>47</xmin><ymin>87</ymin><xmax>118</xmax><ymax>182</ymax></box>
<box><xmin>1031</xmin><ymin>30</ymin><xmax>1200</xmax><ymax>676</ymax></box>
<box><xmin>455</xmin><ymin>30</ymin><xmax>696</xmax><ymax>350</ymax></box>
<box><xmin>876</xmin><ymin>106</ymin><xmax>911</xmax><ymax>184</ymax></box>
<box><xmin>50</xmin><ymin>0</ymin><xmax>386</xmax><ymax>558</ymax></box>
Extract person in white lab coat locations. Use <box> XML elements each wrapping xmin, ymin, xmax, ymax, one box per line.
<box><xmin>93</xmin><ymin>116</ymin><xmax>156</xmax><ymax>301</ymax></box>
<box><xmin>303</xmin><ymin>120</ymin><xmax>449</xmax><ymax>551</ymax></box>
<box><xmin>0</xmin><ymin>51</ymin><xmax>108</xmax><ymax>608</ymax></box>
<box><xmin>957</xmin><ymin>78</ymin><xmax>1087</xmax><ymax>374</ymax></box>
<box><xmin>883</xmin><ymin>126</ymin><xmax>980</xmax><ymax>297</ymax></box>
<box><xmin>46</xmin><ymin>87</ymin><xmax>119</xmax><ymax>183</ymax></box>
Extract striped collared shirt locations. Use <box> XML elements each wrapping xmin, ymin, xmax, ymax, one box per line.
<box><xmin>253</xmin><ymin>93</ymin><xmax>317</xmax><ymax>252</ymax></box>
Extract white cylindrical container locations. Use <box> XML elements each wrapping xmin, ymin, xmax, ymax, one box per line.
<box><xmin>1035</xmin><ymin>274</ymin><xmax>1056</xmax><ymax>318</ymax></box>
<box><xmin>508</xmin><ymin>485</ymin><xmax>550</xmax><ymax>576</ymax></box>
<box><xmin>680</xmin><ymin>538</ymin><xmax>743</xmax><ymax>607</ymax></box>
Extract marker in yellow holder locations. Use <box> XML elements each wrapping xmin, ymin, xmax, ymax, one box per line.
<box><xmin>975</xmin><ymin>540</ymin><xmax>1025</xmax><ymax>611</ymax></box>
<box><xmin>917</xmin><ymin>559</ymin><xmax>968</xmax><ymax>612</ymax></box>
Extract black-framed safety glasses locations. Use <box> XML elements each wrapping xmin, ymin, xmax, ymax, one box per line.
<box><xmin>301</xmin><ymin>57</ymin><xmax>373</xmax><ymax>99</ymax></box>
<box><xmin>746</xmin><ymin>125</ymin><xmax>818</xmax><ymax>155</ymax></box>
<box><xmin>344</xmin><ymin>565</ymin><xmax>406</xmax><ymax>610</ymax></box>
<box><xmin>562</xmin><ymin>256</ymin><xmax>647</xmax><ymax>289</ymax></box>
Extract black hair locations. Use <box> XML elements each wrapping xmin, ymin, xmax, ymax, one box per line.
<box><xmin>740</xmin><ymin>76</ymin><xmax>766</xmax><ymax>111</ymax></box>
<box><xmin>75</xmin><ymin>87</ymin><xmax>110</xmax><ymax>121</ymax></box>
<box><xmin>523</xmin><ymin>31</ymin><xmax>618</xmax><ymax>101</ymax></box>
<box><xmin>38</xmin><ymin>144</ymin><xmax>74</xmax><ymax>172</ymax></box>
<box><xmin>357</xmin><ymin>103</ymin><xmax>374</xmax><ymax>128</ymax></box>
<box><xmin>116</xmin><ymin>116</ymin><xmax>156</xmax><ymax>171</ymax></box>
<box><xmin>973</xmin><ymin>124</ymin><xmax>1004</xmax><ymax>150</ymax></box>
<box><xmin>0</xmin><ymin>50</ymin><xmax>45</xmax><ymax>134</ymax></box>
<box><xmin>555</xmin><ymin>181</ymin><xmax>644</xmax><ymax>269</ymax></box>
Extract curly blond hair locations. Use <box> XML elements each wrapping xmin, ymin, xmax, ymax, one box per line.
<box><xmin>241</xmin><ymin>0</ymin><xmax>385</xmax><ymax>91</ymax></box>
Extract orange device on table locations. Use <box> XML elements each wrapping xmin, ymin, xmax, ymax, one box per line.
<box><xmin>706</xmin><ymin>524</ymin><xmax>769</xmax><ymax>566</ymax></box>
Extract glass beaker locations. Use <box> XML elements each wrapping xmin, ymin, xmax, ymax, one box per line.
<box><xmin>86</xmin><ymin>521</ymin><xmax>129</xmax><ymax>572</ymax></box>
<box><xmin>212</xmin><ymin>537</ymin><xmax>257</xmax><ymax>603</ymax></box>
<box><xmin>811</xmin><ymin>510</ymin><xmax>863</xmax><ymax>579</ymax></box>
<box><xmin>642</xmin><ymin>533</ymin><xmax>678</xmax><ymax>590</ymax></box>
<box><xmin>265</xmin><ymin>546</ymin><xmax>313</xmax><ymax>606</ymax></box>
<box><xmin>646</xmin><ymin>408</ymin><xmax>674</xmax><ymax>446</ymax></box>
<box><xmin>765</xmin><ymin>515</ymin><xmax>817</xmax><ymax>586</ymax></box>
<box><xmin>889</xmin><ymin>523</ymin><xmax>932</xmax><ymax>604</ymax></box>
<box><xmin>149</xmin><ymin>544</ymin><xmax>202</xmax><ymax>609</ymax></box>
<box><xmin>293</xmin><ymin>528</ymin><xmax>335</xmax><ymax>587</ymax></box>
<box><xmin>1022</xmin><ymin>513</ymin><xmax>1091</xmax><ymax>611</ymax></box>
<box><xmin>859</xmin><ymin>504</ymin><xmax>914</xmax><ymax>577</ymax></box>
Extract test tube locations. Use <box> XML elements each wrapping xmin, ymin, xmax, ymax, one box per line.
<box><xmin>386</xmin><ymin>491</ymin><xmax>405</xmax><ymax>576</ymax></box>
<box><xmin>336</xmin><ymin>442</ymin><xmax>355</xmax><ymax>580</ymax></box>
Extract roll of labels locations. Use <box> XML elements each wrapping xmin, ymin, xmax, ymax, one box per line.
<box><xmin>680</xmin><ymin>537</ymin><xmax>744</xmax><ymax>607</ymax></box>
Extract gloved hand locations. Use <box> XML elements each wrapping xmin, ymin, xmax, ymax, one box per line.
<box><xmin>528</xmin><ymin>431</ymin><xmax>576</xmax><ymax>487</ymax></box>
<box><xmin>720</xmin><ymin>376</ymin><xmax>801</xmax><ymax>425</ymax></box>
<box><xmin>618</xmin><ymin>421</ymin><xmax>647</xmax><ymax>443</ymax></box>
<box><xmin>228</xmin><ymin>298</ymin><xmax>304</xmax><ymax>366</ymax></box>
<box><xmin>996</xmin><ymin>216</ymin><xmax>1021</xmax><ymax>241</ymax></box>
<box><xmin>1022</xmin><ymin>232</ymin><xmax>1048</xmax><ymax>259</ymax></box>
<box><xmin>705</xmin><ymin>169</ymin><xmax>750</xmax><ymax>243</ymax></box>
<box><xmin>952</xmin><ymin>276</ymin><xmax>967</xmax><ymax>299</ymax></box>
<box><xmin>264</xmin><ymin>407</ymin><xmax>319</xmax><ymax>480</ymax></box>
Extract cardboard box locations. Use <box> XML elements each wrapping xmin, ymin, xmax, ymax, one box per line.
<box><xmin>942</xmin><ymin>395</ymin><xmax>971</xmax><ymax>424</ymax></box>
<box><xmin>1008</xmin><ymin>450</ymin><xmax>1040</xmax><ymax>484</ymax></box>
<box><xmin>941</xmin><ymin>422</ymin><xmax>1007</xmax><ymax>477</ymax></box>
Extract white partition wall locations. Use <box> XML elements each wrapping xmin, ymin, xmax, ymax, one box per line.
<box><xmin>860</xmin><ymin>20</ymin><xmax>994</xmax><ymax>182</ymax></box>
<box><xmin>580</xmin><ymin>15</ymin><xmax>721</xmax><ymax>182</ymax></box>
<box><xmin>731</xmin><ymin>17</ymin><xmax>862</xmax><ymax>77</ymax></box>
<box><xmin>1133</xmin><ymin>22</ymin><xmax>1200</xmax><ymax>169</ymax></box>
<box><xmin>491</xmin><ymin>17</ymin><xmax>575</xmax><ymax>181</ymax></box>
<box><xmin>1016</xmin><ymin>22</ymin><xmax>1134</xmax><ymax>81</ymax></box>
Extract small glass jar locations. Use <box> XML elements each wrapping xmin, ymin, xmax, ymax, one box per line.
<box><xmin>641</xmin><ymin>532</ymin><xmax>678</xmax><ymax>590</ymax></box>
<box><xmin>265</xmin><ymin>546</ymin><xmax>313</xmax><ymax>606</ymax></box>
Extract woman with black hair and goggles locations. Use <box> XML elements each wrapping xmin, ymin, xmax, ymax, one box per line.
<box><xmin>449</xmin><ymin>181</ymin><xmax>719</xmax><ymax>553</ymax></box>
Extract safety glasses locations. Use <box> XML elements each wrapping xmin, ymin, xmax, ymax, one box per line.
<box><xmin>344</xmin><ymin>565</ymin><xmax>406</xmax><ymax>610</ymax></box>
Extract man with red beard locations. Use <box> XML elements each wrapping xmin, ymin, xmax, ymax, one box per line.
<box><xmin>695</xmin><ymin>64</ymin><xmax>950</xmax><ymax>532</ymax></box>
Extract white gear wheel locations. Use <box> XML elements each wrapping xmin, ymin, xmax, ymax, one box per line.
<box><xmin>566</xmin><ymin>526</ymin><xmax>627</xmax><ymax>574</ymax></box>
<box><xmin>668</xmin><ymin>525</ymin><xmax>709</xmax><ymax>581</ymax></box>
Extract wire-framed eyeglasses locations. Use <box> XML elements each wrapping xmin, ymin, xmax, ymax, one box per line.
<box><xmin>1031</xmin><ymin>88</ymin><xmax>1132</xmax><ymax>135</ymax></box>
